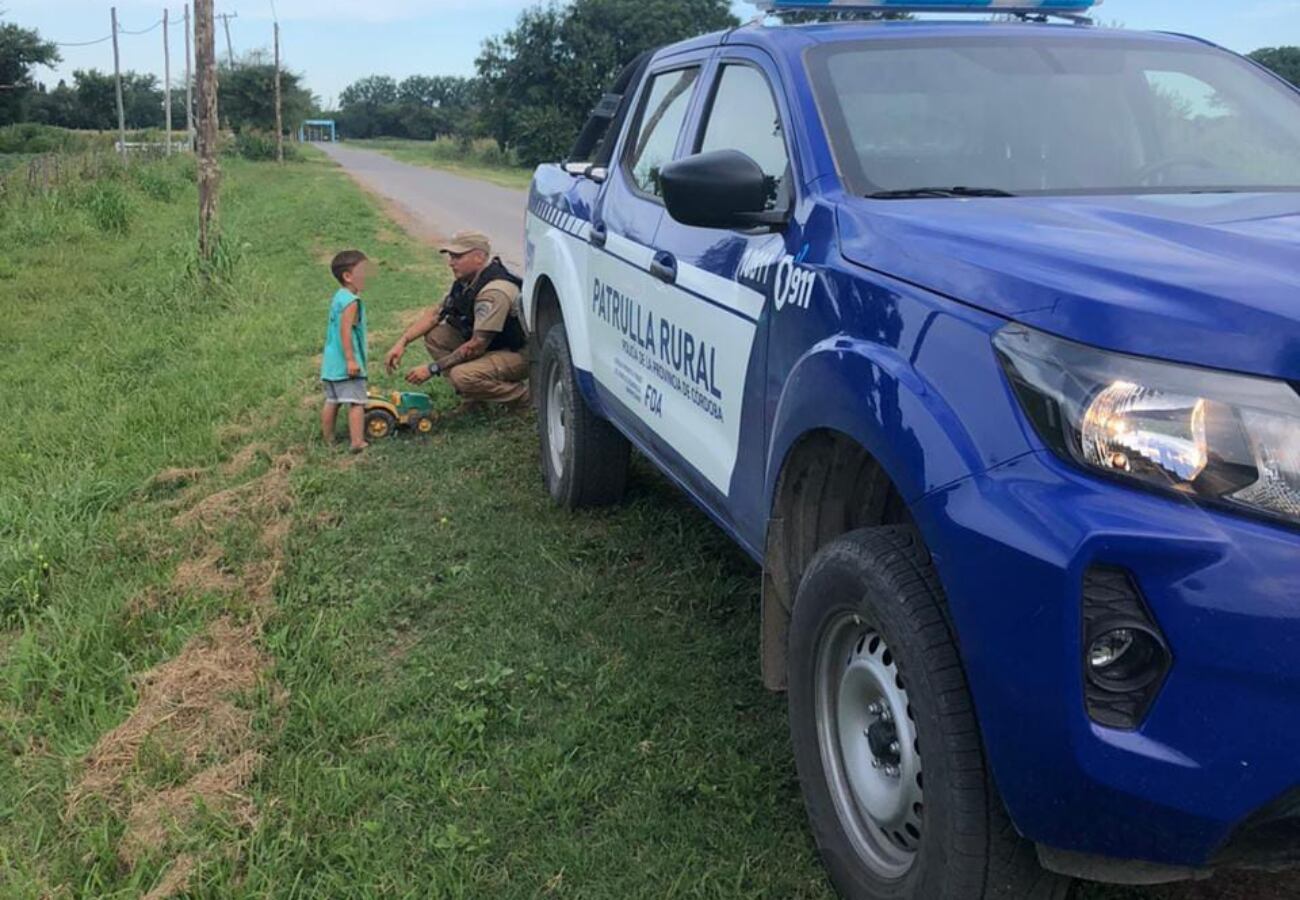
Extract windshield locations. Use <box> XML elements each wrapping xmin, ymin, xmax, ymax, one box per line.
<box><xmin>806</xmin><ymin>34</ymin><xmax>1300</xmax><ymax>197</ymax></box>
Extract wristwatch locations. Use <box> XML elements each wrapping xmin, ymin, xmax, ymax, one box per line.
<box><xmin>427</xmin><ymin>362</ymin><xmax>441</xmax><ymax>378</ymax></box>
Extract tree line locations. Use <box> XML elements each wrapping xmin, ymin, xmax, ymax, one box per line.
<box><xmin>325</xmin><ymin>0</ymin><xmax>737</xmax><ymax>164</ymax></box>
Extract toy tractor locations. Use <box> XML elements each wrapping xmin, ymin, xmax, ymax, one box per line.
<box><xmin>364</xmin><ymin>389</ymin><xmax>434</xmax><ymax>439</ymax></box>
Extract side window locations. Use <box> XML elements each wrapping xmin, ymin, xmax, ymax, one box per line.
<box><xmin>626</xmin><ymin>67</ymin><xmax>700</xmax><ymax>198</ymax></box>
<box><xmin>699</xmin><ymin>64</ymin><xmax>791</xmax><ymax>210</ymax></box>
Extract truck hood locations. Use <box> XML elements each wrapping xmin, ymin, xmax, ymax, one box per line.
<box><xmin>836</xmin><ymin>193</ymin><xmax>1300</xmax><ymax>380</ymax></box>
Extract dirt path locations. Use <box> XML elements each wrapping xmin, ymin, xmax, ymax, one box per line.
<box><xmin>318</xmin><ymin>142</ymin><xmax>527</xmax><ymax>271</ymax></box>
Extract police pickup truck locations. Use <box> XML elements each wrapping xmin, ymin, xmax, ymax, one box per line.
<box><xmin>521</xmin><ymin>2</ymin><xmax>1300</xmax><ymax>896</ymax></box>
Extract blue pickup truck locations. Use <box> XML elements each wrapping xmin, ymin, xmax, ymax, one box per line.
<box><xmin>521</xmin><ymin>2</ymin><xmax>1300</xmax><ymax>896</ymax></box>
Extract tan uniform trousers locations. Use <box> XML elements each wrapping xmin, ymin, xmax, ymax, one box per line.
<box><xmin>424</xmin><ymin>322</ymin><xmax>529</xmax><ymax>405</ymax></box>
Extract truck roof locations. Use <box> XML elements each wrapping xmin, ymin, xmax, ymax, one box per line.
<box><xmin>654</xmin><ymin>19</ymin><xmax>1210</xmax><ymax>65</ymax></box>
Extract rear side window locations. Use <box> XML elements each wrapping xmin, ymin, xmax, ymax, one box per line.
<box><xmin>626</xmin><ymin>67</ymin><xmax>700</xmax><ymax>198</ymax></box>
<box><xmin>698</xmin><ymin>64</ymin><xmax>792</xmax><ymax>210</ymax></box>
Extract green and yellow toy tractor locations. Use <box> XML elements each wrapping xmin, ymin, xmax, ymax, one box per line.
<box><xmin>364</xmin><ymin>389</ymin><xmax>434</xmax><ymax>439</ymax></box>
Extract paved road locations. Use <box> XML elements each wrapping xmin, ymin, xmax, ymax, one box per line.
<box><xmin>319</xmin><ymin>142</ymin><xmax>528</xmax><ymax>271</ymax></box>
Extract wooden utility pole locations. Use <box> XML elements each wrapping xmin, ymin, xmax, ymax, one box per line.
<box><xmin>217</xmin><ymin>11</ymin><xmax>237</xmax><ymax>67</ymax></box>
<box><xmin>184</xmin><ymin>4</ymin><xmax>194</xmax><ymax>148</ymax></box>
<box><xmin>111</xmin><ymin>7</ymin><xmax>127</xmax><ymax>156</ymax></box>
<box><xmin>163</xmin><ymin>8</ymin><xmax>172</xmax><ymax>154</ymax></box>
<box><xmin>195</xmin><ymin>0</ymin><xmax>220</xmax><ymax>267</ymax></box>
<box><xmin>274</xmin><ymin>22</ymin><xmax>283</xmax><ymax>163</ymax></box>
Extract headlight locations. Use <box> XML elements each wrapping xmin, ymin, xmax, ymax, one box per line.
<box><xmin>994</xmin><ymin>324</ymin><xmax>1300</xmax><ymax>526</ymax></box>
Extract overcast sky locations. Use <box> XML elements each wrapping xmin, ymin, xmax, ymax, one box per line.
<box><xmin>11</xmin><ymin>0</ymin><xmax>1300</xmax><ymax>107</ymax></box>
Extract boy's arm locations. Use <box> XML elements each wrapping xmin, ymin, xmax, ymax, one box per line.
<box><xmin>340</xmin><ymin>301</ymin><xmax>361</xmax><ymax>377</ymax></box>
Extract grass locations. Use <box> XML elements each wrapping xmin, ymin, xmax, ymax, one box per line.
<box><xmin>0</xmin><ymin>146</ymin><xmax>1287</xmax><ymax>899</ymax></box>
<box><xmin>352</xmin><ymin>137</ymin><xmax>535</xmax><ymax>191</ymax></box>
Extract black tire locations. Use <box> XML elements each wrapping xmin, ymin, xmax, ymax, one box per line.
<box><xmin>364</xmin><ymin>408</ymin><xmax>396</xmax><ymax>440</ymax></box>
<box><xmin>536</xmin><ymin>323</ymin><xmax>630</xmax><ymax>508</ymax></box>
<box><xmin>787</xmin><ymin>526</ymin><xmax>1071</xmax><ymax>900</ymax></box>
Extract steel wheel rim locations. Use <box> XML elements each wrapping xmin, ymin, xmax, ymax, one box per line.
<box><xmin>815</xmin><ymin>611</ymin><xmax>924</xmax><ymax>879</ymax></box>
<box><xmin>545</xmin><ymin>362</ymin><xmax>568</xmax><ymax>478</ymax></box>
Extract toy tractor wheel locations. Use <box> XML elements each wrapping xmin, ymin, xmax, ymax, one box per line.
<box><xmin>415</xmin><ymin>415</ymin><xmax>434</xmax><ymax>435</ymax></box>
<box><xmin>364</xmin><ymin>409</ymin><xmax>397</xmax><ymax>440</ymax></box>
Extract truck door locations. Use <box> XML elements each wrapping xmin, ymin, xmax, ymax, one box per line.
<box><xmin>586</xmin><ymin>58</ymin><xmax>707</xmax><ymax>448</ymax></box>
<box><xmin>649</xmin><ymin>51</ymin><xmax>805</xmax><ymax>543</ymax></box>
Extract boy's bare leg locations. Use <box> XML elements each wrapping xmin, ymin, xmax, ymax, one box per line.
<box><xmin>346</xmin><ymin>404</ymin><xmax>368</xmax><ymax>451</ymax></box>
<box><xmin>321</xmin><ymin>402</ymin><xmax>339</xmax><ymax>444</ymax></box>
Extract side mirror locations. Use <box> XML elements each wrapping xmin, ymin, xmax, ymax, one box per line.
<box><xmin>660</xmin><ymin>149</ymin><xmax>787</xmax><ymax>230</ymax></box>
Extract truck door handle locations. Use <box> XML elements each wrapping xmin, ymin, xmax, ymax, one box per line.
<box><xmin>650</xmin><ymin>252</ymin><xmax>677</xmax><ymax>284</ymax></box>
<box><xmin>589</xmin><ymin>223</ymin><xmax>607</xmax><ymax>248</ymax></box>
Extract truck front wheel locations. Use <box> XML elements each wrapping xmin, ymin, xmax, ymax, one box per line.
<box><xmin>788</xmin><ymin>526</ymin><xmax>1070</xmax><ymax>900</ymax></box>
<box><xmin>537</xmin><ymin>323</ymin><xmax>630</xmax><ymax>509</ymax></box>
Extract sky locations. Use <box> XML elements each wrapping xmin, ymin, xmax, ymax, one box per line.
<box><xmin>9</xmin><ymin>0</ymin><xmax>1300</xmax><ymax>108</ymax></box>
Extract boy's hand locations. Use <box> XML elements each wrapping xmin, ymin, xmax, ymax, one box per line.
<box><xmin>385</xmin><ymin>340</ymin><xmax>406</xmax><ymax>374</ymax></box>
<box><xmin>405</xmin><ymin>365</ymin><xmax>433</xmax><ymax>385</ymax></box>
<box><xmin>347</xmin><ymin>360</ymin><xmax>362</xmax><ymax>377</ymax></box>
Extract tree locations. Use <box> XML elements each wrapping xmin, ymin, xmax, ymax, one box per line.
<box><xmin>335</xmin><ymin>73</ymin><xmax>476</xmax><ymax>139</ymax></box>
<box><xmin>60</xmin><ymin>69</ymin><xmax>164</xmax><ymax>130</ymax></box>
<box><xmin>775</xmin><ymin>9</ymin><xmax>909</xmax><ymax>22</ymax></box>
<box><xmin>337</xmin><ymin>74</ymin><xmax>399</xmax><ymax>137</ymax></box>
<box><xmin>0</xmin><ymin>20</ymin><xmax>59</xmax><ymax>125</ymax></box>
<box><xmin>27</xmin><ymin>80</ymin><xmax>78</xmax><ymax>128</ymax></box>
<box><xmin>219</xmin><ymin>54</ymin><xmax>314</xmax><ymax>133</ymax></box>
<box><xmin>1250</xmin><ymin>47</ymin><xmax>1300</xmax><ymax>88</ymax></box>
<box><xmin>476</xmin><ymin>0</ymin><xmax>737</xmax><ymax>166</ymax></box>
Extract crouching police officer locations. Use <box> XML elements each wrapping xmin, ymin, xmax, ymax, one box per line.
<box><xmin>384</xmin><ymin>231</ymin><xmax>528</xmax><ymax>406</ymax></box>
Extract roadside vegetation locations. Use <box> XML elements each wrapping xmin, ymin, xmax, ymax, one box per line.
<box><xmin>352</xmin><ymin>136</ymin><xmax>533</xmax><ymax>190</ymax></box>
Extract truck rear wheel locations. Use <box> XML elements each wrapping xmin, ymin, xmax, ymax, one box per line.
<box><xmin>537</xmin><ymin>323</ymin><xmax>630</xmax><ymax>508</ymax></box>
<box><xmin>788</xmin><ymin>526</ymin><xmax>1070</xmax><ymax>900</ymax></box>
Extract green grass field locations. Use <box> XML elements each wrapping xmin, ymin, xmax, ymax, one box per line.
<box><xmin>0</xmin><ymin>148</ymin><xmax>1283</xmax><ymax>898</ymax></box>
<box><xmin>352</xmin><ymin>137</ymin><xmax>535</xmax><ymax>191</ymax></box>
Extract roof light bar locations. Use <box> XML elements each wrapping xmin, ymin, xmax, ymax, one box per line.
<box><xmin>754</xmin><ymin>0</ymin><xmax>1101</xmax><ymax>14</ymax></box>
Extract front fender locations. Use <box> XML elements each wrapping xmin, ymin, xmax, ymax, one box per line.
<box><xmin>766</xmin><ymin>335</ymin><xmax>987</xmax><ymax>508</ymax></box>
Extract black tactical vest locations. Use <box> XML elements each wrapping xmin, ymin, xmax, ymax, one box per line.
<box><xmin>442</xmin><ymin>258</ymin><xmax>527</xmax><ymax>353</ymax></box>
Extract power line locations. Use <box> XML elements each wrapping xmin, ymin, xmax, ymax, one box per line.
<box><xmin>120</xmin><ymin>19</ymin><xmax>164</xmax><ymax>35</ymax></box>
<box><xmin>54</xmin><ymin>34</ymin><xmax>114</xmax><ymax>48</ymax></box>
<box><xmin>50</xmin><ymin>10</ymin><xmax>187</xmax><ymax>48</ymax></box>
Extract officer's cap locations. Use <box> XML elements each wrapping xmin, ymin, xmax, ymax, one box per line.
<box><xmin>439</xmin><ymin>230</ymin><xmax>492</xmax><ymax>256</ymax></box>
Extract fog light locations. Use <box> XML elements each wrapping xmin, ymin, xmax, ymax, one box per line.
<box><xmin>1087</xmin><ymin>624</ymin><xmax>1165</xmax><ymax>692</ymax></box>
<box><xmin>1089</xmin><ymin>629</ymin><xmax>1135</xmax><ymax>669</ymax></box>
<box><xmin>1082</xmin><ymin>566</ymin><xmax>1172</xmax><ymax>730</ymax></box>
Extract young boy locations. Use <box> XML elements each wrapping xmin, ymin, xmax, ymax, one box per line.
<box><xmin>321</xmin><ymin>250</ymin><xmax>370</xmax><ymax>451</ymax></box>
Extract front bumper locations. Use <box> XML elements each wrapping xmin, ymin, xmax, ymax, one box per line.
<box><xmin>911</xmin><ymin>450</ymin><xmax>1300</xmax><ymax>869</ymax></box>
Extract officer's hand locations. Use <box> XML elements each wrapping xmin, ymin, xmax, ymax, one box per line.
<box><xmin>385</xmin><ymin>341</ymin><xmax>406</xmax><ymax>374</ymax></box>
<box><xmin>405</xmin><ymin>365</ymin><xmax>433</xmax><ymax>385</ymax></box>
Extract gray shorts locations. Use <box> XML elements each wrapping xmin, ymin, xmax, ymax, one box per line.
<box><xmin>322</xmin><ymin>377</ymin><xmax>367</xmax><ymax>405</ymax></box>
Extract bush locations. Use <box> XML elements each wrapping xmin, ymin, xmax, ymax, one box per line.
<box><xmin>0</xmin><ymin>124</ymin><xmax>102</xmax><ymax>155</ymax></box>
<box><xmin>228</xmin><ymin>130</ymin><xmax>300</xmax><ymax>162</ymax></box>
<box><xmin>77</xmin><ymin>181</ymin><xmax>134</xmax><ymax>234</ymax></box>
<box><xmin>131</xmin><ymin>163</ymin><xmax>184</xmax><ymax>201</ymax></box>
<box><xmin>423</xmin><ymin>136</ymin><xmax>519</xmax><ymax>169</ymax></box>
